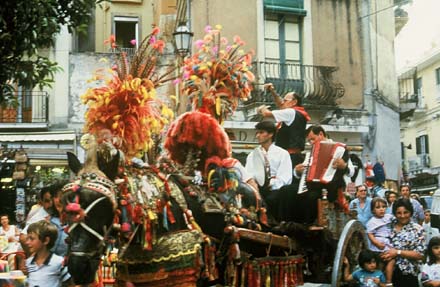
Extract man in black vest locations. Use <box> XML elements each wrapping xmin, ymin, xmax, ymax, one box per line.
<box><xmin>259</xmin><ymin>83</ymin><xmax>311</xmax><ymax>167</ymax></box>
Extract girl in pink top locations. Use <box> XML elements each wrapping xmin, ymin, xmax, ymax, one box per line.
<box><xmin>366</xmin><ymin>197</ymin><xmax>395</xmax><ymax>285</ymax></box>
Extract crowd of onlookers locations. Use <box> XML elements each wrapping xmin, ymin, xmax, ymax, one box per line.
<box><xmin>346</xmin><ymin>182</ymin><xmax>440</xmax><ymax>287</ymax></box>
<box><xmin>0</xmin><ymin>182</ymin><xmax>73</xmax><ymax>287</ymax></box>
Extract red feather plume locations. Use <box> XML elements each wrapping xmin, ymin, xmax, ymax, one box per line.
<box><xmin>164</xmin><ymin>111</ymin><xmax>231</xmax><ymax>172</ymax></box>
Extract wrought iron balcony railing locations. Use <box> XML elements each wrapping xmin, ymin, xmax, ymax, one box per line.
<box><xmin>110</xmin><ymin>47</ymin><xmax>136</xmax><ymax>58</ymax></box>
<box><xmin>407</xmin><ymin>154</ymin><xmax>431</xmax><ymax>172</ymax></box>
<box><xmin>244</xmin><ymin>61</ymin><xmax>345</xmax><ymax>109</ymax></box>
<box><xmin>0</xmin><ymin>91</ymin><xmax>49</xmax><ymax>125</ymax></box>
<box><xmin>399</xmin><ymin>93</ymin><xmax>418</xmax><ymax>104</ymax></box>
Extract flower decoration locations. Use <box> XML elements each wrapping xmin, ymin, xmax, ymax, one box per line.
<box><xmin>82</xmin><ymin>28</ymin><xmax>175</xmax><ymax>159</ymax></box>
<box><xmin>181</xmin><ymin>26</ymin><xmax>255</xmax><ymax>123</ymax></box>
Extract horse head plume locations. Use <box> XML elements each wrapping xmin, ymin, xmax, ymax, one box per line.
<box><xmin>66</xmin><ymin>133</ymin><xmax>121</xmax><ymax>180</ymax></box>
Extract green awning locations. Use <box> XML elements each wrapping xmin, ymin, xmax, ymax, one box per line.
<box><xmin>264</xmin><ymin>0</ymin><xmax>307</xmax><ymax>16</ymax></box>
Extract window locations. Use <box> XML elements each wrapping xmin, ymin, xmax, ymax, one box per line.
<box><xmin>113</xmin><ymin>16</ymin><xmax>139</xmax><ymax>50</ymax></box>
<box><xmin>264</xmin><ymin>13</ymin><xmax>302</xmax><ymax>87</ymax></box>
<box><xmin>415</xmin><ymin>77</ymin><xmax>423</xmax><ymax>107</ymax></box>
<box><xmin>264</xmin><ymin>14</ymin><xmax>301</xmax><ymax>65</ymax></box>
<box><xmin>435</xmin><ymin>68</ymin><xmax>440</xmax><ymax>102</ymax></box>
<box><xmin>415</xmin><ymin>135</ymin><xmax>429</xmax><ymax>155</ymax></box>
<box><xmin>401</xmin><ymin>142</ymin><xmax>405</xmax><ymax>159</ymax></box>
<box><xmin>436</xmin><ymin>67</ymin><xmax>440</xmax><ymax>85</ymax></box>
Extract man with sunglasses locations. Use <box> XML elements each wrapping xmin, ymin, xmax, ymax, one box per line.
<box><xmin>348</xmin><ymin>184</ymin><xmax>373</xmax><ymax>227</ymax></box>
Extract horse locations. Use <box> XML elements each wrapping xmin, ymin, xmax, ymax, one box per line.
<box><xmin>60</xmin><ymin>135</ymin><xmax>207</xmax><ymax>286</ymax></box>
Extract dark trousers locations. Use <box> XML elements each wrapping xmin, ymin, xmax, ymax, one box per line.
<box><xmin>260</xmin><ymin>186</ymin><xmax>281</xmax><ymax>222</ymax></box>
<box><xmin>392</xmin><ymin>268</ymin><xmax>419</xmax><ymax>287</ymax></box>
<box><xmin>290</xmin><ymin>152</ymin><xmax>304</xmax><ymax>167</ymax></box>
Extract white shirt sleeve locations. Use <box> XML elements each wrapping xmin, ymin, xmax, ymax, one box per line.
<box><xmin>272</xmin><ymin>109</ymin><xmax>296</xmax><ymax>126</ymax></box>
<box><xmin>245</xmin><ymin>153</ymin><xmax>254</xmax><ymax>179</ymax></box>
<box><xmin>346</xmin><ymin>158</ymin><xmax>355</xmax><ymax>177</ymax></box>
<box><xmin>269</xmin><ymin>146</ymin><xmax>292</xmax><ymax>190</ymax></box>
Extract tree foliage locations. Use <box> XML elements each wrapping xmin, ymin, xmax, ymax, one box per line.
<box><xmin>0</xmin><ymin>0</ymin><xmax>103</xmax><ymax>106</ymax></box>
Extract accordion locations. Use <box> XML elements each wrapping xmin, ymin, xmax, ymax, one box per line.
<box><xmin>298</xmin><ymin>141</ymin><xmax>346</xmax><ymax>194</ymax></box>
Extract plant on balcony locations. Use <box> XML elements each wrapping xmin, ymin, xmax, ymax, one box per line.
<box><xmin>81</xmin><ymin>28</ymin><xmax>175</xmax><ymax>159</ymax></box>
<box><xmin>180</xmin><ymin>25</ymin><xmax>255</xmax><ymax>123</ymax></box>
<box><xmin>0</xmin><ymin>90</ymin><xmax>19</xmax><ymax>123</ymax></box>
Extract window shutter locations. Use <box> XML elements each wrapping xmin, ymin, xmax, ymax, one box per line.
<box><xmin>401</xmin><ymin>142</ymin><xmax>405</xmax><ymax>158</ymax></box>
<box><xmin>416</xmin><ymin>136</ymin><xmax>421</xmax><ymax>155</ymax></box>
<box><xmin>425</xmin><ymin>134</ymin><xmax>429</xmax><ymax>154</ymax></box>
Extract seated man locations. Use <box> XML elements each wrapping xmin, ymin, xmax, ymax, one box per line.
<box><xmin>294</xmin><ymin>125</ymin><xmax>355</xmax><ymax>224</ymax></box>
<box><xmin>245</xmin><ymin>121</ymin><xmax>292</xmax><ymax>221</ymax></box>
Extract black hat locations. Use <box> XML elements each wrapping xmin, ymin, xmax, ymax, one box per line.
<box><xmin>255</xmin><ymin>121</ymin><xmax>276</xmax><ymax>134</ymax></box>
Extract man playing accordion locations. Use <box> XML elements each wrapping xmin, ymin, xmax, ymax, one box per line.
<box><xmin>293</xmin><ymin>125</ymin><xmax>355</xmax><ymax>224</ymax></box>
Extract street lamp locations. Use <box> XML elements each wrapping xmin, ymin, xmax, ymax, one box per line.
<box><xmin>173</xmin><ymin>25</ymin><xmax>194</xmax><ymax>58</ymax></box>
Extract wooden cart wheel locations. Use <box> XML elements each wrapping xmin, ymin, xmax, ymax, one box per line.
<box><xmin>331</xmin><ymin>219</ymin><xmax>368</xmax><ymax>287</ymax></box>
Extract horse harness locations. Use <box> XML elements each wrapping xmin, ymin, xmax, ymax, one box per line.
<box><xmin>61</xmin><ymin>172</ymin><xmax>118</xmax><ymax>256</ymax></box>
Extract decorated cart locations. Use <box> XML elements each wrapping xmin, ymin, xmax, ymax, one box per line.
<box><xmin>59</xmin><ymin>26</ymin><xmax>368</xmax><ymax>287</ymax></box>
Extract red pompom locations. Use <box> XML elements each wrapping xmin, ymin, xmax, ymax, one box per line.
<box><xmin>121</xmin><ymin>222</ymin><xmax>131</xmax><ymax>232</ymax></box>
<box><xmin>66</xmin><ymin>203</ymin><xmax>81</xmax><ymax>213</ymax></box>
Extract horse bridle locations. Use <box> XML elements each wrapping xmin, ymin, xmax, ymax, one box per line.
<box><xmin>62</xmin><ymin>172</ymin><xmax>118</xmax><ymax>257</ymax></box>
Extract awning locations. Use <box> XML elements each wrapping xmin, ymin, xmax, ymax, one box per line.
<box><xmin>0</xmin><ymin>131</ymin><xmax>76</xmax><ymax>142</ymax></box>
<box><xmin>29</xmin><ymin>159</ymin><xmax>68</xmax><ymax>166</ymax></box>
<box><xmin>264</xmin><ymin>0</ymin><xmax>307</xmax><ymax>16</ymax></box>
<box><xmin>412</xmin><ymin>185</ymin><xmax>438</xmax><ymax>194</ymax></box>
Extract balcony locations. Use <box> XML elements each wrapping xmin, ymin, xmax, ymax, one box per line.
<box><xmin>110</xmin><ymin>47</ymin><xmax>136</xmax><ymax>59</ymax></box>
<box><xmin>239</xmin><ymin>61</ymin><xmax>345</xmax><ymax>119</ymax></box>
<box><xmin>0</xmin><ymin>91</ymin><xmax>49</xmax><ymax>130</ymax></box>
<box><xmin>407</xmin><ymin>154</ymin><xmax>431</xmax><ymax>173</ymax></box>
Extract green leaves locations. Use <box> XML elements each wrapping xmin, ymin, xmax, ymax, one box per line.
<box><xmin>0</xmin><ymin>0</ymin><xmax>102</xmax><ymax>105</ymax></box>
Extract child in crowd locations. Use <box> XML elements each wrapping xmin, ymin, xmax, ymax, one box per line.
<box><xmin>366</xmin><ymin>197</ymin><xmax>394</xmax><ymax>285</ymax></box>
<box><xmin>423</xmin><ymin>210</ymin><xmax>440</xmax><ymax>248</ymax></box>
<box><xmin>25</xmin><ymin>220</ymin><xmax>72</xmax><ymax>287</ymax></box>
<box><xmin>343</xmin><ymin>249</ymin><xmax>386</xmax><ymax>287</ymax></box>
<box><xmin>421</xmin><ymin>236</ymin><xmax>440</xmax><ymax>286</ymax></box>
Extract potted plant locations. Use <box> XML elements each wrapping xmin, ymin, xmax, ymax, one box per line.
<box><xmin>0</xmin><ymin>95</ymin><xmax>19</xmax><ymax>123</ymax></box>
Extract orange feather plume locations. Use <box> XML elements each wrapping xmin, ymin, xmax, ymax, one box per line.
<box><xmin>81</xmin><ymin>28</ymin><xmax>175</xmax><ymax>158</ymax></box>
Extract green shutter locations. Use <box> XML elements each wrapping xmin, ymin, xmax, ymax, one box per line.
<box><xmin>264</xmin><ymin>0</ymin><xmax>307</xmax><ymax>16</ymax></box>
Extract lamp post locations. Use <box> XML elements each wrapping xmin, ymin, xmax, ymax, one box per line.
<box><xmin>172</xmin><ymin>25</ymin><xmax>193</xmax><ymax>115</ymax></box>
<box><xmin>173</xmin><ymin>25</ymin><xmax>194</xmax><ymax>58</ymax></box>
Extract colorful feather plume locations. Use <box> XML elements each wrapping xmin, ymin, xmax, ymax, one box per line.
<box><xmin>82</xmin><ymin>28</ymin><xmax>174</xmax><ymax>158</ymax></box>
<box><xmin>205</xmin><ymin>156</ymin><xmax>240</xmax><ymax>193</ymax></box>
<box><xmin>181</xmin><ymin>25</ymin><xmax>255</xmax><ymax>123</ymax></box>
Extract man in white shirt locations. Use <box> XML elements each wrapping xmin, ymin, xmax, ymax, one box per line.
<box><xmin>19</xmin><ymin>187</ymin><xmax>52</xmax><ymax>255</ymax></box>
<box><xmin>294</xmin><ymin>125</ymin><xmax>355</xmax><ymax>224</ymax></box>
<box><xmin>245</xmin><ymin>121</ymin><xmax>292</xmax><ymax>221</ymax></box>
